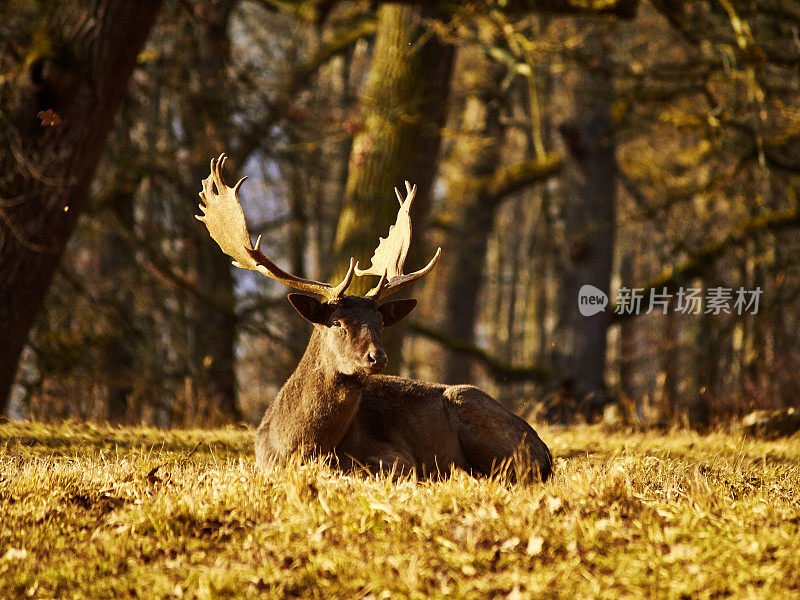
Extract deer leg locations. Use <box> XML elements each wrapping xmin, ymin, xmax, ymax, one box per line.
<box><xmin>445</xmin><ymin>385</ymin><xmax>553</xmax><ymax>483</ymax></box>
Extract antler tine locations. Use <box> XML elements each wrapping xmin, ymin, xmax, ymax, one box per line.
<box><xmin>217</xmin><ymin>153</ymin><xmax>226</xmax><ymax>181</ymax></box>
<box><xmin>331</xmin><ymin>258</ymin><xmax>357</xmax><ymax>298</ymax></box>
<box><xmin>196</xmin><ymin>152</ymin><xmax>355</xmax><ymax>301</ymax></box>
<box><xmin>365</xmin><ymin>270</ymin><xmax>388</xmax><ymax>300</ymax></box>
<box><xmin>366</xmin><ymin>247</ymin><xmax>441</xmax><ymax>300</ymax></box>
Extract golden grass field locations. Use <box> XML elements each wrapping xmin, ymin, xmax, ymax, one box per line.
<box><xmin>1</xmin><ymin>420</ymin><xmax>799</xmax><ymax>599</ymax></box>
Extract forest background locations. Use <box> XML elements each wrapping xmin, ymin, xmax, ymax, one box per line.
<box><xmin>2</xmin><ymin>0</ymin><xmax>799</xmax><ymax>429</ymax></box>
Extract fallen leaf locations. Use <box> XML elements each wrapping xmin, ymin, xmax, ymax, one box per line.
<box><xmin>37</xmin><ymin>109</ymin><xmax>62</xmax><ymax>126</ymax></box>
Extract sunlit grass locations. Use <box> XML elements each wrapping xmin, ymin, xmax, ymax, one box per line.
<box><xmin>1</xmin><ymin>421</ymin><xmax>799</xmax><ymax>599</ymax></box>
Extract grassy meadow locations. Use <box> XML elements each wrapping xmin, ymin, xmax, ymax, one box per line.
<box><xmin>1</xmin><ymin>420</ymin><xmax>799</xmax><ymax>599</ymax></box>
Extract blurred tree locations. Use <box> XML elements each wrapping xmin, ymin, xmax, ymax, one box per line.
<box><xmin>554</xmin><ymin>21</ymin><xmax>616</xmax><ymax>417</ymax></box>
<box><xmin>331</xmin><ymin>5</ymin><xmax>455</xmax><ymax>369</ymax></box>
<box><xmin>96</xmin><ymin>118</ymin><xmax>138</xmax><ymax>423</ymax></box>
<box><xmin>418</xmin><ymin>20</ymin><xmax>561</xmax><ymax>385</ymax></box>
<box><xmin>6</xmin><ymin>0</ymin><xmax>800</xmax><ymax>428</ymax></box>
<box><xmin>0</xmin><ymin>0</ymin><xmax>163</xmax><ymax>415</ymax></box>
<box><xmin>422</xmin><ymin>37</ymin><xmax>508</xmax><ymax>385</ymax></box>
<box><xmin>605</xmin><ymin>0</ymin><xmax>800</xmax><ymax>421</ymax></box>
<box><xmin>11</xmin><ymin>1</ymin><xmax>377</xmax><ymax>424</ymax></box>
<box><xmin>177</xmin><ymin>0</ymin><xmax>242</xmax><ymax>423</ymax></box>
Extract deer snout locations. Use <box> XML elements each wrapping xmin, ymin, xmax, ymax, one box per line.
<box><xmin>365</xmin><ymin>348</ymin><xmax>388</xmax><ymax>371</ymax></box>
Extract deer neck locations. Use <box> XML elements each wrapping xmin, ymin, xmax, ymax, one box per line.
<box><xmin>264</xmin><ymin>329</ymin><xmax>365</xmax><ymax>457</ymax></box>
<box><xmin>275</xmin><ymin>328</ymin><xmax>364</xmax><ymax>452</ymax></box>
<box><xmin>292</xmin><ymin>328</ymin><xmax>365</xmax><ymax>399</ymax></box>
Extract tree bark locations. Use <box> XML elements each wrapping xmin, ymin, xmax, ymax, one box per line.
<box><xmin>0</xmin><ymin>0</ymin><xmax>163</xmax><ymax>415</ymax></box>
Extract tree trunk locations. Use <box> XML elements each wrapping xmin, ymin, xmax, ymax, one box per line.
<box><xmin>98</xmin><ymin>163</ymin><xmax>137</xmax><ymax>424</ymax></box>
<box><xmin>617</xmin><ymin>251</ymin><xmax>637</xmax><ymax>402</ymax></box>
<box><xmin>181</xmin><ymin>0</ymin><xmax>241</xmax><ymax>424</ymax></box>
<box><xmin>419</xmin><ymin>43</ymin><xmax>507</xmax><ymax>384</ymax></box>
<box><xmin>554</xmin><ymin>22</ymin><xmax>616</xmax><ymax>418</ymax></box>
<box><xmin>332</xmin><ymin>4</ymin><xmax>454</xmax><ymax>371</ymax></box>
<box><xmin>0</xmin><ymin>0</ymin><xmax>163</xmax><ymax>415</ymax></box>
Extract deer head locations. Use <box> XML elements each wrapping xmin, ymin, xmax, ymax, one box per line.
<box><xmin>196</xmin><ymin>153</ymin><xmax>440</xmax><ymax>375</ymax></box>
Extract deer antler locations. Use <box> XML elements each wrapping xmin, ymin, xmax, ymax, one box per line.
<box><xmin>356</xmin><ymin>181</ymin><xmax>441</xmax><ymax>300</ymax></box>
<box><xmin>196</xmin><ymin>153</ymin><xmax>356</xmax><ymax>301</ymax></box>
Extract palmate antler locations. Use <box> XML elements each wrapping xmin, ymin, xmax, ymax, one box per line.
<box><xmin>196</xmin><ymin>153</ymin><xmax>356</xmax><ymax>301</ymax></box>
<box><xmin>357</xmin><ymin>181</ymin><xmax>441</xmax><ymax>300</ymax></box>
<box><xmin>196</xmin><ymin>155</ymin><xmax>439</xmax><ymax>302</ymax></box>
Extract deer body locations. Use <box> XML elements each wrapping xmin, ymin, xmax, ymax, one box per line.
<box><xmin>342</xmin><ymin>377</ymin><xmax>552</xmax><ymax>479</ymax></box>
<box><xmin>197</xmin><ymin>154</ymin><xmax>552</xmax><ymax>482</ymax></box>
<box><xmin>254</xmin><ymin>296</ymin><xmax>552</xmax><ymax>480</ymax></box>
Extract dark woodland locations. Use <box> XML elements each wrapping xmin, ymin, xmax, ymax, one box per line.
<box><xmin>2</xmin><ymin>0</ymin><xmax>800</xmax><ymax>429</ymax></box>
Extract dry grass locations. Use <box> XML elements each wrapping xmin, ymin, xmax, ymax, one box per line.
<box><xmin>1</xmin><ymin>421</ymin><xmax>799</xmax><ymax>599</ymax></box>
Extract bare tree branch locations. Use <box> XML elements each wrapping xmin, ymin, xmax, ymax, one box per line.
<box><xmin>263</xmin><ymin>0</ymin><xmax>639</xmax><ymax>22</ymax></box>
<box><xmin>482</xmin><ymin>153</ymin><xmax>563</xmax><ymax>205</ymax></box>
<box><xmin>409</xmin><ymin>323</ymin><xmax>551</xmax><ymax>383</ymax></box>
<box><xmin>612</xmin><ymin>205</ymin><xmax>800</xmax><ymax>321</ymax></box>
<box><xmin>236</xmin><ymin>18</ymin><xmax>377</xmax><ymax>160</ymax></box>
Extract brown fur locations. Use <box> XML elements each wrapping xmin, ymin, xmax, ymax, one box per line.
<box><xmin>254</xmin><ymin>296</ymin><xmax>552</xmax><ymax>482</ymax></box>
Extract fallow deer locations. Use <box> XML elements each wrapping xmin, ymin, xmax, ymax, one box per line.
<box><xmin>197</xmin><ymin>154</ymin><xmax>552</xmax><ymax>481</ymax></box>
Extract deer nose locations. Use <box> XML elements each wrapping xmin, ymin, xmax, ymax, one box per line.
<box><xmin>366</xmin><ymin>350</ymin><xmax>387</xmax><ymax>370</ymax></box>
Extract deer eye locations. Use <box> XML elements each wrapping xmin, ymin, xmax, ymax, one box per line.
<box><xmin>332</xmin><ymin>320</ymin><xmax>343</xmax><ymax>328</ymax></box>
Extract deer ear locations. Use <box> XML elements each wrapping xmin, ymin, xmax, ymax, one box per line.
<box><xmin>288</xmin><ymin>293</ymin><xmax>330</xmax><ymax>324</ymax></box>
<box><xmin>378</xmin><ymin>298</ymin><xmax>417</xmax><ymax>327</ymax></box>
